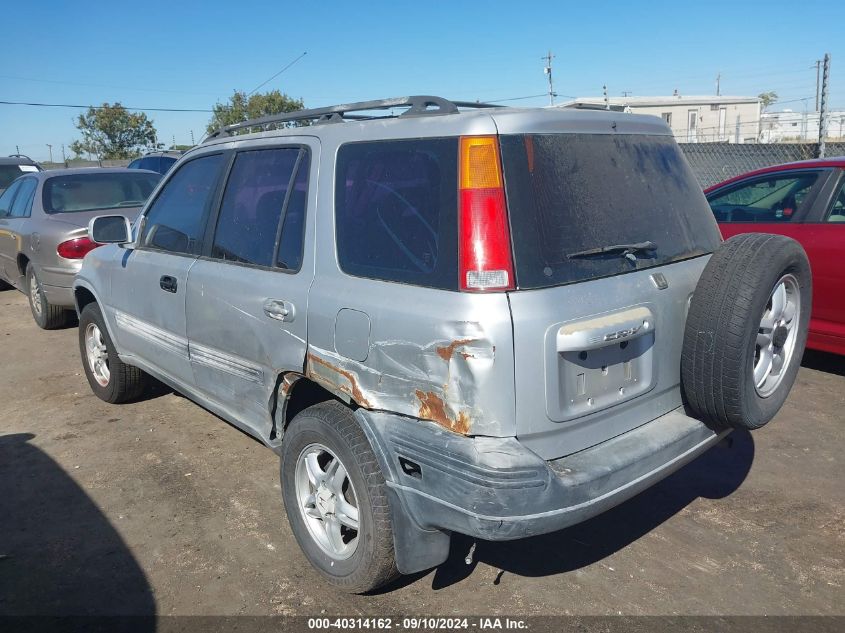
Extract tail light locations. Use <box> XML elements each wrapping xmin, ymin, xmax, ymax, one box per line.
<box><xmin>458</xmin><ymin>135</ymin><xmax>515</xmax><ymax>291</ymax></box>
<box><xmin>57</xmin><ymin>236</ymin><xmax>100</xmax><ymax>260</ymax></box>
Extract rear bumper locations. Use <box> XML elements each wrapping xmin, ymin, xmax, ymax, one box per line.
<box><xmin>357</xmin><ymin>406</ymin><xmax>728</xmax><ymax>544</ymax></box>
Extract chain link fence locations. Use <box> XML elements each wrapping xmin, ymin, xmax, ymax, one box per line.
<box><xmin>680</xmin><ymin>142</ymin><xmax>845</xmax><ymax>189</ymax></box>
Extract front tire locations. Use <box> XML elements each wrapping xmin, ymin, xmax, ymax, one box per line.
<box><xmin>682</xmin><ymin>234</ymin><xmax>811</xmax><ymax>430</ymax></box>
<box><xmin>281</xmin><ymin>401</ymin><xmax>399</xmax><ymax>593</ymax></box>
<box><xmin>78</xmin><ymin>302</ymin><xmax>147</xmax><ymax>403</ymax></box>
<box><xmin>26</xmin><ymin>263</ymin><xmax>69</xmax><ymax>329</ymax></box>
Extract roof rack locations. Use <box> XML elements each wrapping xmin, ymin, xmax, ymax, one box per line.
<box><xmin>8</xmin><ymin>154</ymin><xmax>37</xmax><ymax>162</ymax></box>
<box><xmin>204</xmin><ymin>96</ymin><xmax>500</xmax><ymax>141</ymax></box>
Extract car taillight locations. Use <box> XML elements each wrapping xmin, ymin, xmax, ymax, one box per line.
<box><xmin>458</xmin><ymin>135</ymin><xmax>515</xmax><ymax>291</ymax></box>
<box><xmin>57</xmin><ymin>236</ymin><xmax>100</xmax><ymax>260</ymax></box>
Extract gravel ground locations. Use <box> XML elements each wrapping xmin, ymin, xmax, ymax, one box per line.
<box><xmin>0</xmin><ymin>289</ymin><xmax>842</xmax><ymax>617</ymax></box>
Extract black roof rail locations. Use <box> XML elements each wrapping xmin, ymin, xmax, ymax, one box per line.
<box><xmin>204</xmin><ymin>96</ymin><xmax>501</xmax><ymax>141</ymax></box>
<box><xmin>8</xmin><ymin>153</ymin><xmax>37</xmax><ymax>162</ymax></box>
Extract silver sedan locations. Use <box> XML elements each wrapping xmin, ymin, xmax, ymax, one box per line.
<box><xmin>0</xmin><ymin>168</ymin><xmax>161</xmax><ymax>328</ymax></box>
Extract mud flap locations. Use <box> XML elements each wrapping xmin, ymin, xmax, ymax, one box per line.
<box><xmin>385</xmin><ymin>486</ymin><xmax>451</xmax><ymax>575</ymax></box>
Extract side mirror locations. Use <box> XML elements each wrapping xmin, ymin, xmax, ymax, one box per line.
<box><xmin>89</xmin><ymin>215</ymin><xmax>132</xmax><ymax>245</ymax></box>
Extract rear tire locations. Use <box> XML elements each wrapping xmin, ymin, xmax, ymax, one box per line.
<box><xmin>26</xmin><ymin>263</ymin><xmax>69</xmax><ymax>329</ymax></box>
<box><xmin>682</xmin><ymin>233</ymin><xmax>811</xmax><ymax>430</ymax></box>
<box><xmin>78</xmin><ymin>302</ymin><xmax>147</xmax><ymax>403</ymax></box>
<box><xmin>281</xmin><ymin>401</ymin><xmax>399</xmax><ymax>593</ymax></box>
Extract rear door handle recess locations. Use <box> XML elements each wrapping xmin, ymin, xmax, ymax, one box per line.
<box><xmin>159</xmin><ymin>275</ymin><xmax>178</xmax><ymax>293</ymax></box>
<box><xmin>263</xmin><ymin>299</ymin><xmax>295</xmax><ymax>323</ymax></box>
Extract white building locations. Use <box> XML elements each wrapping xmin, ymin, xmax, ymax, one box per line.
<box><xmin>760</xmin><ymin>109</ymin><xmax>845</xmax><ymax>143</ymax></box>
<box><xmin>558</xmin><ymin>95</ymin><xmax>761</xmax><ymax>143</ymax></box>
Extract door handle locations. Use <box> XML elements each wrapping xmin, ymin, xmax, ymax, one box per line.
<box><xmin>159</xmin><ymin>275</ymin><xmax>178</xmax><ymax>293</ymax></box>
<box><xmin>263</xmin><ymin>299</ymin><xmax>295</xmax><ymax>323</ymax></box>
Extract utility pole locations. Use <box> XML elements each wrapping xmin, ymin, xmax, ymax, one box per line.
<box><xmin>190</xmin><ymin>130</ymin><xmax>196</xmax><ymax>146</ymax></box>
<box><xmin>61</xmin><ymin>144</ymin><xmax>67</xmax><ymax>165</ymax></box>
<box><xmin>542</xmin><ymin>51</ymin><xmax>555</xmax><ymax>106</ymax></box>
<box><xmin>716</xmin><ymin>72</ymin><xmax>721</xmax><ymax>96</ymax></box>
<box><xmin>818</xmin><ymin>53</ymin><xmax>830</xmax><ymax>157</ymax></box>
<box><xmin>621</xmin><ymin>91</ymin><xmax>632</xmax><ymax>97</ymax></box>
<box><xmin>46</xmin><ymin>144</ymin><xmax>53</xmax><ymax>163</ymax></box>
<box><xmin>814</xmin><ymin>59</ymin><xmax>821</xmax><ymax>111</ymax></box>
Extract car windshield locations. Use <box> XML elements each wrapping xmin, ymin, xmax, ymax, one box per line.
<box><xmin>500</xmin><ymin>133</ymin><xmax>721</xmax><ymax>289</ymax></box>
<box><xmin>43</xmin><ymin>172</ymin><xmax>161</xmax><ymax>214</ymax></box>
<box><xmin>0</xmin><ymin>165</ymin><xmax>27</xmax><ymax>189</ymax></box>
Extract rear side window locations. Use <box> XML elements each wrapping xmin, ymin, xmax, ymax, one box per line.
<box><xmin>335</xmin><ymin>138</ymin><xmax>459</xmax><ymax>289</ymax></box>
<box><xmin>212</xmin><ymin>147</ymin><xmax>304</xmax><ymax>269</ymax></box>
<box><xmin>707</xmin><ymin>172</ymin><xmax>820</xmax><ymax>223</ymax></box>
<box><xmin>0</xmin><ymin>179</ymin><xmax>23</xmax><ymax>214</ymax></box>
<box><xmin>9</xmin><ymin>178</ymin><xmax>37</xmax><ymax>217</ymax></box>
<box><xmin>501</xmin><ymin>133</ymin><xmax>721</xmax><ymax>289</ymax></box>
<box><xmin>141</xmin><ymin>153</ymin><xmax>223</xmax><ymax>255</ymax></box>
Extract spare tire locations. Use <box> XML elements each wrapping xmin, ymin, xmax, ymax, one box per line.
<box><xmin>682</xmin><ymin>233</ymin><xmax>811</xmax><ymax>430</ymax></box>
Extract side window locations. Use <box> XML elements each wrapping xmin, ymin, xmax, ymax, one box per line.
<box><xmin>0</xmin><ymin>180</ymin><xmax>23</xmax><ymax>217</ymax></box>
<box><xmin>826</xmin><ymin>181</ymin><xmax>845</xmax><ymax>223</ymax></box>
<box><xmin>211</xmin><ymin>148</ymin><xmax>302</xmax><ymax>268</ymax></box>
<box><xmin>9</xmin><ymin>178</ymin><xmax>37</xmax><ymax>218</ymax></box>
<box><xmin>141</xmin><ymin>153</ymin><xmax>223</xmax><ymax>255</ymax></box>
<box><xmin>335</xmin><ymin>138</ymin><xmax>459</xmax><ymax>289</ymax></box>
<box><xmin>276</xmin><ymin>153</ymin><xmax>309</xmax><ymax>271</ymax></box>
<box><xmin>708</xmin><ymin>172</ymin><xmax>819</xmax><ymax>223</ymax></box>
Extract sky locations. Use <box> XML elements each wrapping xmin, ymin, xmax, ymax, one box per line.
<box><xmin>3</xmin><ymin>0</ymin><xmax>844</xmax><ymax>161</ymax></box>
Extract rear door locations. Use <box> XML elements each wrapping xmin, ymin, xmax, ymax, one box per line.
<box><xmin>0</xmin><ymin>180</ymin><xmax>24</xmax><ymax>283</ymax></box>
<box><xmin>802</xmin><ymin>172</ymin><xmax>845</xmax><ymax>351</ymax></box>
<box><xmin>0</xmin><ymin>177</ymin><xmax>38</xmax><ymax>285</ymax></box>
<box><xmin>185</xmin><ymin>141</ymin><xmax>315</xmax><ymax>440</ymax></box>
<box><xmin>500</xmin><ymin>132</ymin><xmax>722</xmax><ymax>459</ymax></box>
<box><xmin>108</xmin><ymin>152</ymin><xmax>226</xmax><ymax>387</ymax></box>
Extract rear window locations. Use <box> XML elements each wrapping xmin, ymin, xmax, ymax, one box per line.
<box><xmin>43</xmin><ymin>172</ymin><xmax>161</xmax><ymax>214</ymax></box>
<box><xmin>500</xmin><ymin>133</ymin><xmax>721</xmax><ymax>289</ymax></box>
<box><xmin>335</xmin><ymin>138</ymin><xmax>459</xmax><ymax>289</ymax></box>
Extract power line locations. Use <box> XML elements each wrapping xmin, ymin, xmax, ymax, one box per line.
<box><xmin>247</xmin><ymin>52</ymin><xmax>307</xmax><ymax>96</ymax></box>
<box><xmin>0</xmin><ymin>100</ymin><xmax>212</xmax><ymax>113</ymax></box>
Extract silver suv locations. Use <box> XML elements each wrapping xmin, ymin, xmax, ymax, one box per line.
<box><xmin>73</xmin><ymin>96</ymin><xmax>811</xmax><ymax>593</ymax></box>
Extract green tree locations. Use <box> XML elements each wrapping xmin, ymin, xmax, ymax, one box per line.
<box><xmin>758</xmin><ymin>91</ymin><xmax>778</xmax><ymax>111</ymax></box>
<box><xmin>206</xmin><ymin>90</ymin><xmax>304</xmax><ymax>134</ymax></box>
<box><xmin>70</xmin><ymin>103</ymin><xmax>159</xmax><ymax>160</ymax></box>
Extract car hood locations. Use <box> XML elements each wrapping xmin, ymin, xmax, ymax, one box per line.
<box><xmin>44</xmin><ymin>206</ymin><xmax>143</xmax><ymax>230</ymax></box>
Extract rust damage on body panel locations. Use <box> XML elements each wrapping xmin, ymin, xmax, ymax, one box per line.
<box><xmin>306</xmin><ymin>353</ymin><xmax>373</xmax><ymax>408</ymax></box>
<box><xmin>435</xmin><ymin>338</ymin><xmax>478</xmax><ymax>362</ymax></box>
<box><xmin>304</xmin><ymin>327</ymin><xmax>496</xmax><ymax>436</ymax></box>
<box><xmin>415</xmin><ymin>390</ymin><xmax>472</xmax><ymax>435</ymax></box>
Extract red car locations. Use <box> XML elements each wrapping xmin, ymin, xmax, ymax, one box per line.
<box><xmin>705</xmin><ymin>158</ymin><xmax>845</xmax><ymax>355</ymax></box>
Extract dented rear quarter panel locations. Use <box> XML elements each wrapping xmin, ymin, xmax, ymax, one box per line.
<box><xmin>305</xmin><ymin>119</ymin><xmax>516</xmax><ymax>437</ymax></box>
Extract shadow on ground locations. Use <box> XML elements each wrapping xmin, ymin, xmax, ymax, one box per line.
<box><xmin>407</xmin><ymin>429</ymin><xmax>754</xmax><ymax>591</ymax></box>
<box><xmin>0</xmin><ymin>433</ymin><xmax>155</xmax><ymax>619</ymax></box>
<box><xmin>801</xmin><ymin>349</ymin><xmax>844</xmax><ymax>376</ymax></box>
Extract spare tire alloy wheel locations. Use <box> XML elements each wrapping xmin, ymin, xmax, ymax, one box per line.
<box><xmin>754</xmin><ymin>274</ymin><xmax>800</xmax><ymax>398</ymax></box>
<box><xmin>295</xmin><ymin>443</ymin><xmax>360</xmax><ymax>560</ymax></box>
<box><xmin>682</xmin><ymin>233</ymin><xmax>811</xmax><ymax>431</ymax></box>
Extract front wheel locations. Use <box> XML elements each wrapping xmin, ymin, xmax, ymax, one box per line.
<box><xmin>78</xmin><ymin>302</ymin><xmax>147</xmax><ymax>403</ymax></box>
<box><xmin>281</xmin><ymin>401</ymin><xmax>399</xmax><ymax>593</ymax></box>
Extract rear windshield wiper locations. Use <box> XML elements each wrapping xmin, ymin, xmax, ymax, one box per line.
<box><xmin>567</xmin><ymin>241</ymin><xmax>658</xmax><ymax>261</ymax></box>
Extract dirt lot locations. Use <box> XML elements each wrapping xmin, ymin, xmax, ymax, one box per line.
<box><xmin>0</xmin><ymin>289</ymin><xmax>843</xmax><ymax>617</ymax></box>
